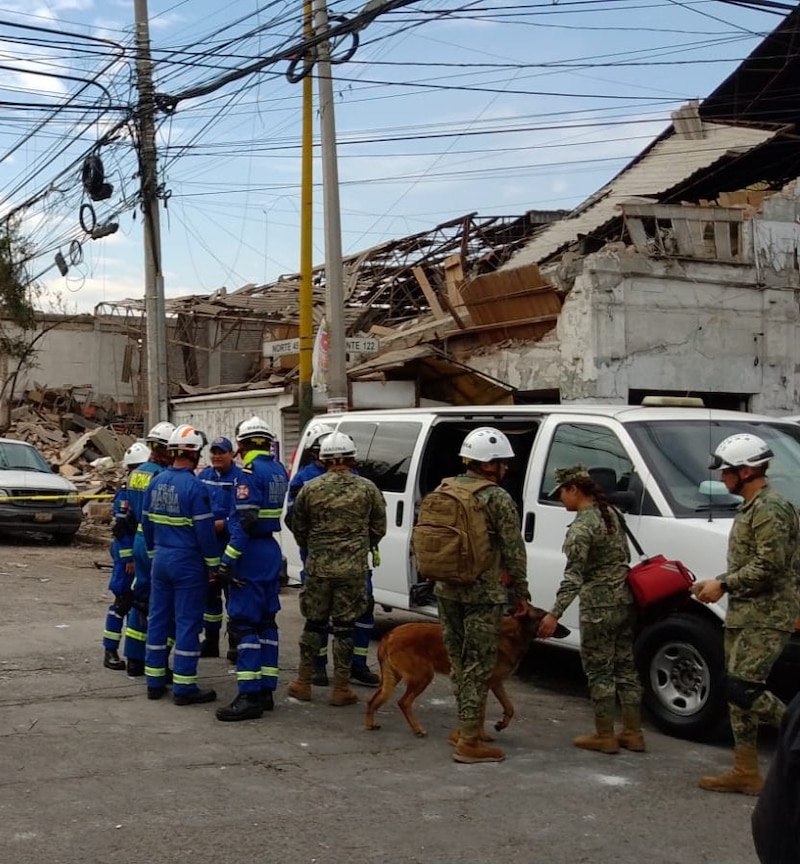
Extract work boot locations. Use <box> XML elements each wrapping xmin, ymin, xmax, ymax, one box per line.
<box><xmin>147</xmin><ymin>686</ymin><xmax>166</xmax><ymax>700</ymax></box>
<box><xmin>350</xmin><ymin>664</ymin><xmax>380</xmax><ymax>688</ymax></box>
<box><xmin>574</xmin><ymin>716</ymin><xmax>620</xmax><ymax>754</ymax></box>
<box><xmin>288</xmin><ymin>656</ymin><xmax>314</xmax><ymax>702</ymax></box>
<box><xmin>200</xmin><ymin>634</ymin><xmax>220</xmax><ymax>658</ymax></box>
<box><xmin>699</xmin><ymin>745</ymin><xmax>763</xmax><ymax>796</ymax></box>
<box><xmin>329</xmin><ymin>671</ymin><xmax>358</xmax><ymax>707</ymax></box>
<box><xmin>215</xmin><ymin>692</ymin><xmax>263</xmax><ymax>721</ymax></box>
<box><xmin>173</xmin><ymin>687</ymin><xmax>217</xmax><ymax>706</ymax></box>
<box><xmin>260</xmin><ymin>689</ymin><xmax>275</xmax><ymax>712</ymax></box>
<box><xmin>103</xmin><ymin>649</ymin><xmax>126</xmax><ymax>671</ymax></box>
<box><xmin>311</xmin><ymin>667</ymin><xmax>329</xmax><ymax>687</ymax></box>
<box><xmin>617</xmin><ymin>706</ymin><xmax>646</xmax><ymax>752</ymax></box>
<box><xmin>126</xmin><ymin>659</ymin><xmax>144</xmax><ymax>678</ymax></box>
<box><xmin>453</xmin><ymin>721</ymin><xmax>505</xmax><ymax>764</ymax></box>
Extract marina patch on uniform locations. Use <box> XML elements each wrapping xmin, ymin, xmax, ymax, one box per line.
<box><xmin>236</xmin><ymin>484</ymin><xmax>250</xmax><ymax>500</ymax></box>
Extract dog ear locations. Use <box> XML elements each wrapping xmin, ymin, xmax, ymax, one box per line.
<box><xmin>517</xmin><ymin>605</ymin><xmax>571</xmax><ymax>639</ymax></box>
<box><xmin>553</xmin><ymin>622</ymin><xmax>570</xmax><ymax>639</ymax></box>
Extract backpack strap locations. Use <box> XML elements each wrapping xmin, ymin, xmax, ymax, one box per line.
<box><xmin>613</xmin><ymin>506</ymin><xmax>647</xmax><ymax>558</ymax></box>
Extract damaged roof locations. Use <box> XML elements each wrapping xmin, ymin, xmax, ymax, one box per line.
<box><xmin>503</xmin><ymin>120</ymin><xmax>778</xmax><ymax>269</ymax></box>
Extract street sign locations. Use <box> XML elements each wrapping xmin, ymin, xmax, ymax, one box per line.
<box><xmin>263</xmin><ymin>337</ymin><xmax>380</xmax><ymax>358</ymax></box>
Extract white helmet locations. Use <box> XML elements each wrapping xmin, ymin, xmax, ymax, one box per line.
<box><xmin>146</xmin><ymin>421</ymin><xmax>176</xmax><ymax>447</ymax></box>
<box><xmin>459</xmin><ymin>427</ymin><xmax>514</xmax><ymax>463</ymax></box>
<box><xmin>123</xmin><ymin>441</ymin><xmax>150</xmax><ymax>468</ymax></box>
<box><xmin>236</xmin><ymin>415</ymin><xmax>274</xmax><ymax>444</ymax></box>
<box><xmin>167</xmin><ymin>424</ymin><xmax>205</xmax><ymax>453</ymax></box>
<box><xmin>710</xmin><ymin>433</ymin><xmax>773</xmax><ymax>469</ymax></box>
<box><xmin>319</xmin><ymin>431</ymin><xmax>357</xmax><ymax>460</ymax></box>
<box><xmin>304</xmin><ymin>421</ymin><xmax>335</xmax><ymax>451</ymax></box>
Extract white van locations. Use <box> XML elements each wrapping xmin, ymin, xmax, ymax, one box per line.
<box><xmin>284</xmin><ymin>405</ymin><xmax>800</xmax><ymax>740</ymax></box>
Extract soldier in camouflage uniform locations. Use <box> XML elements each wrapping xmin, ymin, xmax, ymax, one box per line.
<box><xmin>693</xmin><ymin>433</ymin><xmax>800</xmax><ymax>795</ymax></box>
<box><xmin>538</xmin><ymin>464</ymin><xmax>643</xmax><ymax>755</ymax></box>
<box><xmin>437</xmin><ymin>427</ymin><xmax>533</xmax><ymax>764</ymax></box>
<box><xmin>287</xmin><ymin>431</ymin><xmax>386</xmax><ymax>707</ymax></box>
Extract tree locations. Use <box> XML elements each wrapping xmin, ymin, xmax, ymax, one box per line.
<box><xmin>0</xmin><ymin>220</ymin><xmax>74</xmax><ymax>429</ymax></box>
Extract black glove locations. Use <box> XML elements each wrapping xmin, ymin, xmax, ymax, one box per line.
<box><xmin>114</xmin><ymin>592</ymin><xmax>133</xmax><ymax>616</ymax></box>
<box><xmin>218</xmin><ymin>561</ymin><xmax>245</xmax><ymax>589</ymax></box>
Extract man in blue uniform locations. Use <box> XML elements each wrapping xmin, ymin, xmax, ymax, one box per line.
<box><xmin>102</xmin><ymin>441</ymin><xmax>150</xmax><ymax>671</ymax></box>
<box><xmin>123</xmin><ymin>421</ymin><xmax>175</xmax><ymax>677</ymax></box>
<box><xmin>143</xmin><ymin>424</ymin><xmax>220</xmax><ymax>705</ymax></box>
<box><xmin>216</xmin><ymin>416</ymin><xmax>288</xmax><ymax>721</ymax></box>
<box><xmin>285</xmin><ymin>421</ymin><xmax>380</xmax><ymax>688</ymax></box>
<box><xmin>197</xmin><ymin>436</ymin><xmax>244</xmax><ymax>659</ymax></box>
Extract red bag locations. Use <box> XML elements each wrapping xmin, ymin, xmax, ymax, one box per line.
<box><xmin>627</xmin><ymin>555</ymin><xmax>696</xmax><ymax>609</ymax></box>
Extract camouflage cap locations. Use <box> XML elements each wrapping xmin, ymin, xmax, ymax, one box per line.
<box><xmin>548</xmin><ymin>463</ymin><xmax>592</xmax><ymax>498</ymax></box>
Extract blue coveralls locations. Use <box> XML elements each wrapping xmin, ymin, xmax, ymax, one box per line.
<box><xmin>286</xmin><ymin>461</ymin><xmax>375</xmax><ymax>671</ymax></box>
<box><xmin>123</xmin><ymin>460</ymin><xmax>166</xmax><ymax>663</ymax></box>
<box><xmin>198</xmin><ymin>462</ymin><xmax>244</xmax><ymax>638</ymax></box>
<box><xmin>222</xmin><ymin>450</ymin><xmax>288</xmax><ymax>697</ymax></box>
<box><xmin>102</xmin><ymin>485</ymin><xmax>136</xmax><ymax>651</ymax></box>
<box><xmin>142</xmin><ymin>466</ymin><xmax>220</xmax><ymax>696</ymax></box>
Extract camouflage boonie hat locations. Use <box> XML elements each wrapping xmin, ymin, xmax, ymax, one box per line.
<box><xmin>548</xmin><ymin>464</ymin><xmax>592</xmax><ymax>498</ymax></box>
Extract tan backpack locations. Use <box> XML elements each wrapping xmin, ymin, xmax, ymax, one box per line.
<box><xmin>411</xmin><ymin>478</ymin><xmax>495</xmax><ymax>584</ymax></box>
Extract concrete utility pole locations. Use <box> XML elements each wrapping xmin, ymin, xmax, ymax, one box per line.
<box><xmin>312</xmin><ymin>0</ymin><xmax>348</xmax><ymax>413</ymax></box>
<box><xmin>134</xmin><ymin>0</ymin><xmax>169</xmax><ymax>426</ymax></box>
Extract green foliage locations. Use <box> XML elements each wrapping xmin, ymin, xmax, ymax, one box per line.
<box><xmin>0</xmin><ymin>221</ymin><xmax>36</xmax><ymax>338</ymax></box>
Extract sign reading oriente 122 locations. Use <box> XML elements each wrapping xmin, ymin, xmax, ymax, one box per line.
<box><xmin>262</xmin><ymin>337</ymin><xmax>380</xmax><ymax>358</ymax></box>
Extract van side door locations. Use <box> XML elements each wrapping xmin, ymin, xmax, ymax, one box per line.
<box><xmin>338</xmin><ymin>419</ymin><xmax>425</xmax><ymax>612</ymax></box>
<box><xmin>524</xmin><ymin>417</ymin><xmax>641</xmax><ymax>642</ymax></box>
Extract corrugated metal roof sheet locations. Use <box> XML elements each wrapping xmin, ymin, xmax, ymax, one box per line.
<box><xmin>503</xmin><ymin>122</ymin><xmax>777</xmax><ymax>270</ymax></box>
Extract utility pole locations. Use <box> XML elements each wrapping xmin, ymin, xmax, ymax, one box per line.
<box><xmin>312</xmin><ymin>0</ymin><xmax>348</xmax><ymax>413</ymax></box>
<box><xmin>298</xmin><ymin>0</ymin><xmax>315</xmax><ymax>430</ymax></box>
<box><xmin>134</xmin><ymin>0</ymin><xmax>169</xmax><ymax>426</ymax></box>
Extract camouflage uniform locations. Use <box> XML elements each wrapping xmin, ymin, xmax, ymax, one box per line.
<box><xmin>435</xmin><ymin>474</ymin><xmax>530</xmax><ymax>726</ymax></box>
<box><xmin>721</xmin><ymin>485</ymin><xmax>800</xmax><ymax>748</ymax></box>
<box><xmin>550</xmin><ymin>493</ymin><xmax>641</xmax><ymax>721</ymax></box>
<box><xmin>290</xmin><ymin>470</ymin><xmax>386</xmax><ymax>680</ymax></box>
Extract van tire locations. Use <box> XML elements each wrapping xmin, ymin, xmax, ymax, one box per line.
<box><xmin>635</xmin><ymin>612</ymin><xmax>727</xmax><ymax>741</ymax></box>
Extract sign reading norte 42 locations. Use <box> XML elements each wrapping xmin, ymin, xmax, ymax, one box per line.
<box><xmin>263</xmin><ymin>337</ymin><xmax>380</xmax><ymax>358</ymax></box>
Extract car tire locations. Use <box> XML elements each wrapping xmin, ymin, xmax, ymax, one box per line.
<box><xmin>635</xmin><ymin>612</ymin><xmax>727</xmax><ymax>741</ymax></box>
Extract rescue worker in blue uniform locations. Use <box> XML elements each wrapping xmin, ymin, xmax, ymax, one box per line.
<box><xmin>285</xmin><ymin>421</ymin><xmax>380</xmax><ymax>688</ymax></box>
<box><xmin>197</xmin><ymin>436</ymin><xmax>244</xmax><ymax>659</ymax></box>
<box><xmin>122</xmin><ymin>421</ymin><xmax>175</xmax><ymax>677</ymax></box>
<box><xmin>142</xmin><ymin>424</ymin><xmax>220</xmax><ymax>704</ymax></box>
<box><xmin>215</xmin><ymin>415</ymin><xmax>288</xmax><ymax>721</ymax></box>
<box><xmin>102</xmin><ymin>441</ymin><xmax>151</xmax><ymax>671</ymax></box>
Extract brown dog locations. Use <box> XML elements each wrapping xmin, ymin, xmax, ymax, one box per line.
<box><xmin>365</xmin><ymin>608</ymin><xmax>568</xmax><ymax>737</ymax></box>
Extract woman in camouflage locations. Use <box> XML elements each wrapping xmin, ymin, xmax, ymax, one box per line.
<box><xmin>538</xmin><ymin>464</ymin><xmax>644</xmax><ymax>755</ymax></box>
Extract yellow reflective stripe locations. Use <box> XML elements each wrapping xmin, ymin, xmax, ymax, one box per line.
<box><xmin>137</xmin><ymin>524</ymin><xmax>144</xmax><ymax>533</ymax></box>
<box><xmin>257</xmin><ymin>508</ymin><xmax>282</xmax><ymax>519</ymax></box>
<box><xmin>204</xmin><ymin>556</ymin><xmax>221</xmax><ymax>567</ymax></box>
<box><xmin>147</xmin><ymin>551</ymin><xmax>155</xmax><ymax>559</ymax></box>
<box><xmin>148</xmin><ymin>514</ymin><xmax>194</xmax><ymax>527</ymax></box>
<box><xmin>167</xmin><ymin>636</ymin><xmax>175</xmax><ymax>648</ymax></box>
<box><xmin>172</xmin><ymin>673</ymin><xmax>197</xmax><ymax>685</ymax></box>
<box><xmin>203</xmin><ymin>612</ymin><xmax>224</xmax><ymax>624</ymax></box>
<box><xmin>119</xmin><ymin>549</ymin><xmax>133</xmax><ymax>559</ymax></box>
<box><xmin>236</xmin><ymin>671</ymin><xmax>260</xmax><ymax>681</ymax></box>
<box><xmin>145</xmin><ymin>666</ymin><xmax>166</xmax><ymax>677</ymax></box>
<box><xmin>353</xmin><ymin>646</ymin><xmax>368</xmax><ymax>658</ymax></box>
<box><xmin>125</xmin><ymin>627</ymin><xmax>146</xmax><ymax>642</ymax></box>
<box><xmin>103</xmin><ymin>629</ymin><xmax>121</xmax><ymax>640</ymax></box>
<box><xmin>224</xmin><ymin>545</ymin><xmax>242</xmax><ymax>560</ymax></box>
<box><xmin>260</xmin><ymin>666</ymin><xmax>278</xmax><ymax>677</ymax></box>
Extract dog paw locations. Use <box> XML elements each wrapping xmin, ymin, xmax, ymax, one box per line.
<box><xmin>414</xmin><ymin>729</ymin><xmax>428</xmax><ymax>738</ymax></box>
<box><xmin>365</xmin><ymin>722</ymin><xmax>381</xmax><ymax>731</ymax></box>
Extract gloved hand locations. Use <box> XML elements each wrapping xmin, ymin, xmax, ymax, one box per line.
<box><xmin>218</xmin><ymin>561</ymin><xmax>245</xmax><ymax>589</ymax></box>
<box><xmin>114</xmin><ymin>592</ymin><xmax>134</xmax><ymax>616</ymax></box>
<box><xmin>370</xmin><ymin>547</ymin><xmax>381</xmax><ymax>568</ymax></box>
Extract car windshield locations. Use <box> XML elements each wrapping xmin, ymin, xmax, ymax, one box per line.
<box><xmin>0</xmin><ymin>441</ymin><xmax>52</xmax><ymax>473</ymax></box>
<box><xmin>626</xmin><ymin>419</ymin><xmax>800</xmax><ymax>516</ymax></box>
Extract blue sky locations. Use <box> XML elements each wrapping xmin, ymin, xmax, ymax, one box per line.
<box><xmin>0</xmin><ymin>0</ymin><xmax>786</xmax><ymax>312</ymax></box>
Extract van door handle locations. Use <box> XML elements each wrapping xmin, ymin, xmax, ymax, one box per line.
<box><xmin>524</xmin><ymin>512</ymin><xmax>535</xmax><ymax>542</ymax></box>
<box><xmin>396</xmin><ymin>501</ymin><xmax>404</xmax><ymax>526</ymax></box>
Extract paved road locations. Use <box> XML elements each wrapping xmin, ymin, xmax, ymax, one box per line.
<box><xmin>0</xmin><ymin>536</ymin><xmax>764</xmax><ymax>864</ymax></box>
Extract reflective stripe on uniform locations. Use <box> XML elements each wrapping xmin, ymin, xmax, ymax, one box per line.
<box><xmin>172</xmin><ymin>673</ymin><xmax>198</xmax><ymax>686</ymax></box>
<box><xmin>237</xmin><ymin>670</ymin><xmax>260</xmax><ymax>681</ymax></box>
<box><xmin>204</xmin><ymin>612</ymin><xmax>224</xmax><ymax>624</ymax></box>
<box><xmin>147</xmin><ymin>514</ymin><xmax>194</xmax><ymax>528</ymax></box>
<box><xmin>145</xmin><ymin>665</ymin><xmax>166</xmax><ymax>677</ymax></box>
<box><xmin>223</xmin><ymin>545</ymin><xmax>242</xmax><ymax>560</ymax></box>
<box><xmin>204</xmin><ymin>556</ymin><xmax>221</xmax><ymax>567</ymax></box>
<box><xmin>193</xmin><ymin>512</ymin><xmax>214</xmax><ymax>521</ymax></box>
<box><xmin>173</xmin><ymin>648</ymin><xmax>201</xmax><ymax>658</ymax></box>
<box><xmin>126</xmin><ymin>627</ymin><xmax>146</xmax><ymax>642</ymax></box>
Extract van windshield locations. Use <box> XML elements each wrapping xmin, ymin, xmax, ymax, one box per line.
<box><xmin>626</xmin><ymin>419</ymin><xmax>800</xmax><ymax>516</ymax></box>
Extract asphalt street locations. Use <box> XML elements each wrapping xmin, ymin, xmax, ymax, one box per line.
<box><xmin>0</xmin><ymin>535</ymin><xmax>765</xmax><ymax>864</ymax></box>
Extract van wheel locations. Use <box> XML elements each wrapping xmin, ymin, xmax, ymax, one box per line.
<box><xmin>635</xmin><ymin>612</ymin><xmax>727</xmax><ymax>741</ymax></box>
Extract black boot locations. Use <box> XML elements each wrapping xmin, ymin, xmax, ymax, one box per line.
<box><xmin>200</xmin><ymin>633</ymin><xmax>220</xmax><ymax>658</ymax></box>
<box><xmin>126</xmin><ymin>658</ymin><xmax>144</xmax><ymax>678</ymax></box>
<box><xmin>173</xmin><ymin>687</ymin><xmax>217</xmax><ymax>706</ymax></box>
<box><xmin>103</xmin><ymin>649</ymin><xmax>126</xmax><ymax>671</ymax></box>
<box><xmin>147</xmin><ymin>686</ymin><xmax>166</xmax><ymax>700</ymax></box>
<box><xmin>311</xmin><ymin>666</ymin><xmax>329</xmax><ymax>687</ymax></box>
<box><xmin>260</xmin><ymin>689</ymin><xmax>275</xmax><ymax>712</ymax></box>
<box><xmin>350</xmin><ymin>664</ymin><xmax>380</xmax><ymax>687</ymax></box>
<box><xmin>215</xmin><ymin>692</ymin><xmax>263</xmax><ymax>722</ymax></box>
